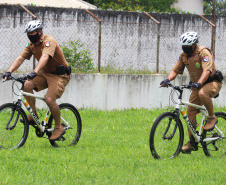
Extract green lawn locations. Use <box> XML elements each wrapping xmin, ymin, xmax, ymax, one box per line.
<box><xmin>0</xmin><ymin>108</ymin><xmax>226</xmax><ymax>185</ymax></box>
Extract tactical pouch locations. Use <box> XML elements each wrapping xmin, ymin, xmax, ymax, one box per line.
<box><xmin>213</xmin><ymin>70</ymin><xmax>223</xmax><ymax>82</ymax></box>
<box><xmin>65</xmin><ymin>66</ymin><xmax>71</xmax><ymax>75</ymax></box>
<box><xmin>203</xmin><ymin>76</ymin><xmax>213</xmax><ymax>85</ymax></box>
<box><xmin>54</xmin><ymin>65</ymin><xmax>65</xmax><ymax>75</ymax></box>
<box><xmin>53</xmin><ymin>65</ymin><xmax>71</xmax><ymax>75</ymax></box>
<box><xmin>53</xmin><ymin>65</ymin><xmax>72</xmax><ymax>75</ymax></box>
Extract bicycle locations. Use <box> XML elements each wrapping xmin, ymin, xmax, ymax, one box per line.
<box><xmin>0</xmin><ymin>75</ymin><xmax>82</xmax><ymax>149</ymax></box>
<box><xmin>149</xmin><ymin>83</ymin><xmax>226</xmax><ymax>159</ymax></box>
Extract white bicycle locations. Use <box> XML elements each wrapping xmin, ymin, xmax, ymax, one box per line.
<box><xmin>149</xmin><ymin>83</ymin><xmax>226</xmax><ymax>159</ymax></box>
<box><xmin>0</xmin><ymin>75</ymin><xmax>82</xmax><ymax>149</ymax></box>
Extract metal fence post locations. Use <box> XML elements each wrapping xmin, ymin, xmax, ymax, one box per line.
<box><xmin>144</xmin><ymin>12</ymin><xmax>161</xmax><ymax>74</ymax></box>
<box><xmin>156</xmin><ymin>23</ymin><xmax>160</xmax><ymax>74</ymax></box>
<box><xmin>84</xmin><ymin>9</ymin><xmax>102</xmax><ymax>73</ymax></box>
<box><xmin>198</xmin><ymin>14</ymin><xmax>216</xmax><ymax>57</ymax></box>
<box><xmin>18</xmin><ymin>4</ymin><xmax>37</xmax><ymax>70</ymax></box>
<box><xmin>211</xmin><ymin>0</ymin><xmax>216</xmax><ymax>58</ymax></box>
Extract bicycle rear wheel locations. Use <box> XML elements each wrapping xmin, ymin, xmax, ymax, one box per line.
<box><xmin>203</xmin><ymin>112</ymin><xmax>226</xmax><ymax>157</ymax></box>
<box><xmin>47</xmin><ymin>103</ymin><xmax>82</xmax><ymax>147</ymax></box>
<box><xmin>0</xmin><ymin>103</ymin><xmax>29</xmax><ymax>149</ymax></box>
<box><xmin>149</xmin><ymin>112</ymin><xmax>184</xmax><ymax>159</ymax></box>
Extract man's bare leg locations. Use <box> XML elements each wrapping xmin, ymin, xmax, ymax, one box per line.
<box><xmin>199</xmin><ymin>91</ymin><xmax>217</xmax><ymax>130</ymax></box>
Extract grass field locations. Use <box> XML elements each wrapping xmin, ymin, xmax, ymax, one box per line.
<box><xmin>0</xmin><ymin>107</ymin><xmax>226</xmax><ymax>184</ymax></box>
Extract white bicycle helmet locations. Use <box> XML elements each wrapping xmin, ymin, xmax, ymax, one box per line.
<box><xmin>24</xmin><ymin>20</ymin><xmax>43</xmax><ymax>33</ymax></box>
<box><xmin>180</xmin><ymin>32</ymin><xmax>198</xmax><ymax>46</ymax></box>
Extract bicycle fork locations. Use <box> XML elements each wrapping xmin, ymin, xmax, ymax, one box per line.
<box><xmin>5</xmin><ymin>101</ymin><xmax>22</xmax><ymax>130</ymax></box>
<box><xmin>162</xmin><ymin>109</ymin><xmax>180</xmax><ymax>140</ymax></box>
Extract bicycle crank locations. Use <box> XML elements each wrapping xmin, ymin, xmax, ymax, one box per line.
<box><xmin>57</xmin><ymin>136</ymin><xmax>66</xmax><ymax>141</ymax></box>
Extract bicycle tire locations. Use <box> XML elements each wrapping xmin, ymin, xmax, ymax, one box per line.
<box><xmin>0</xmin><ymin>103</ymin><xmax>29</xmax><ymax>149</ymax></box>
<box><xmin>149</xmin><ymin>112</ymin><xmax>184</xmax><ymax>159</ymax></box>
<box><xmin>203</xmin><ymin>112</ymin><xmax>226</xmax><ymax>157</ymax></box>
<box><xmin>47</xmin><ymin>103</ymin><xmax>82</xmax><ymax>147</ymax></box>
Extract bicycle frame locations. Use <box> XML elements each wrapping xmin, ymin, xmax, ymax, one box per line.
<box><xmin>6</xmin><ymin>77</ymin><xmax>73</xmax><ymax>134</ymax></box>
<box><xmin>15</xmin><ymin>85</ymin><xmax>70</xmax><ymax>133</ymax></box>
<box><xmin>174</xmin><ymin>86</ymin><xmax>224</xmax><ymax>143</ymax></box>
<box><xmin>18</xmin><ymin>89</ymin><xmax>50</xmax><ymax>132</ymax></box>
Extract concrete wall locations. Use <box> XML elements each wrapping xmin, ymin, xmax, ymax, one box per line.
<box><xmin>1</xmin><ymin>5</ymin><xmax>226</xmax><ymax>74</ymax></box>
<box><xmin>1</xmin><ymin>74</ymin><xmax>225</xmax><ymax>110</ymax></box>
<box><xmin>0</xmin><ymin>6</ymin><xmax>225</xmax><ymax>110</ymax></box>
<box><xmin>172</xmin><ymin>0</ymin><xmax>204</xmax><ymax>14</ymax></box>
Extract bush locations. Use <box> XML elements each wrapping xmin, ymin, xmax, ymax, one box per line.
<box><xmin>60</xmin><ymin>40</ymin><xmax>94</xmax><ymax>72</ymax></box>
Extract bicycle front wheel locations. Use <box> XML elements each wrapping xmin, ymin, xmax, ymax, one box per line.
<box><xmin>203</xmin><ymin>112</ymin><xmax>226</xmax><ymax>157</ymax></box>
<box><xmin>47</xmin><ymin>103</ymin><xmax>82</xmax><ymax>147</ymax></box>
<box><xmin>149</xmin><ymin>112</ymin><xmax>184</xmax><ymax>159</ymax></box>
<box><xmin>0</xmin><ymin>103</ymin><xmax>29</xmax><ymax>149</ymax></box>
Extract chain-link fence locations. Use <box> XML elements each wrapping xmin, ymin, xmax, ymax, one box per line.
<box><xmin>101</xmin><ymin>18</ymin><xmax>159</xmax><ymax>71</ymax></box>
<box><xmin>0</xmin><ymin>5</ymin><xmax>224</xmax><ymax>74</ymax></box>
<box><xmin>0</xmin><ymin>6</ymin><xmax>101</xmax><ymax>73</ymax></box>
<box><xmin>0</xmin><ymin>11</ymin><xmax>33</xmax><ymax>72</ymax></box>
<box><xmin>159</xmin><ymin>16</ymin><xmax>213</xmax><ymax>74</ymax></box>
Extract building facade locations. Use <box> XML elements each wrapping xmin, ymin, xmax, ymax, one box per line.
<box><xmin>172</xmin><ymin>0</ymin><xmax>204</xmax><ymax>14</ymax></box>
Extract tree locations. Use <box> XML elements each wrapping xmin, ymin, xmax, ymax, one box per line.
<box><xmin>204</xmin><ymin>0</ymin><xmax>226</xmax><ymax>15</ymax></box>
<box><xmin>83</xmin><ymin>0</ymin><xmax>177</xmax><ymax>12</ymax></box>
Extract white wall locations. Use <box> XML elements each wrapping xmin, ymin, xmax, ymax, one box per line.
<box><xmin>172</xmin><ymin>0</ymin><xmax>204</xmax><ymax>14</ymax></box>
<box><xmin>0</xmin><ymin>73</ymin><xmax>225</xmax><ymax>110</ymax></box>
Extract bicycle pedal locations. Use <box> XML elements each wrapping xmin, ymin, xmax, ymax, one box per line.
<box><xmin>191</xmin><ymin>144</ymin><xmax>198</xmax><ymax>151</ymax></box>
<box><xmin>181</xmin><ymin>149</ymin><xmax>191</xmax><ymax>154</ymax></box>
<box><xmin>191</xmin><ymin>147</ymin><xmax>198</xmax><ymax>151</ymax></box>
<box><xmin>57</xmin><ymin>136</ymin><xmax>66</xmax><ymax>141</ymax></box>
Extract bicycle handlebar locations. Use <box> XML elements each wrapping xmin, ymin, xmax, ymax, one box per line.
<box><xmin>3</xmin><ymin>75</ymin><xmax>29</xmax><ymax>92</ymax></box>
<box><xmin>161</xmin><ymin>83</ymin><xmax>191</xmax><ymax>90</ymax></box>
<box><xmin>168</xmin><ymin>83</ymin><xmax>191</xmax><ymax>90</ymax></box>
<box><xmin>160</xmin><ymin>82</ymin><xmax>192</xmax><ymax>101</ymax></box>
<box><xmin>4</xmin><ymin>75</ymin><xmax>28</xmax><ymax>84</ymax></box>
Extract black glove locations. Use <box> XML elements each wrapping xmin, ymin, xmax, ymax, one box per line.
<box><xmin>3</xmin><ymin>71</ymin><xmax>11</xmax><ymax>80</ymax></box>
<box><xmin>191</xmin><ymin>82</ymin><xmax>201</xmax><ymax>89</ymax></box>
<box><xmin>27</xmin><ymin>71</ymin><xmax>37</xmax><ymax>79</ymax></box>
<box><xmin>160</xmin><ymin>79</ymin><xmax>170</xmax><ymax>87</ymax></box>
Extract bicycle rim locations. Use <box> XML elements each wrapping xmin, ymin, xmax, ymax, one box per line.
<box><xmin>150</xmin><ymin>112</ymin><xmax>184</xmax><ymax>159</ymax></box>
<box><xmin>0</xmin><ymin>103</ymin><xmax>29</xmax><ymax>149</ymax></box>
<box><xmin>48</xmin><ymin>103</ymin><xmax>82</xmax><ymax>147</ymax></box>
<box><xmin>203</xmin><ymin>112</ymin><xmax>226</xmax><ymax>157</ymax></box>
